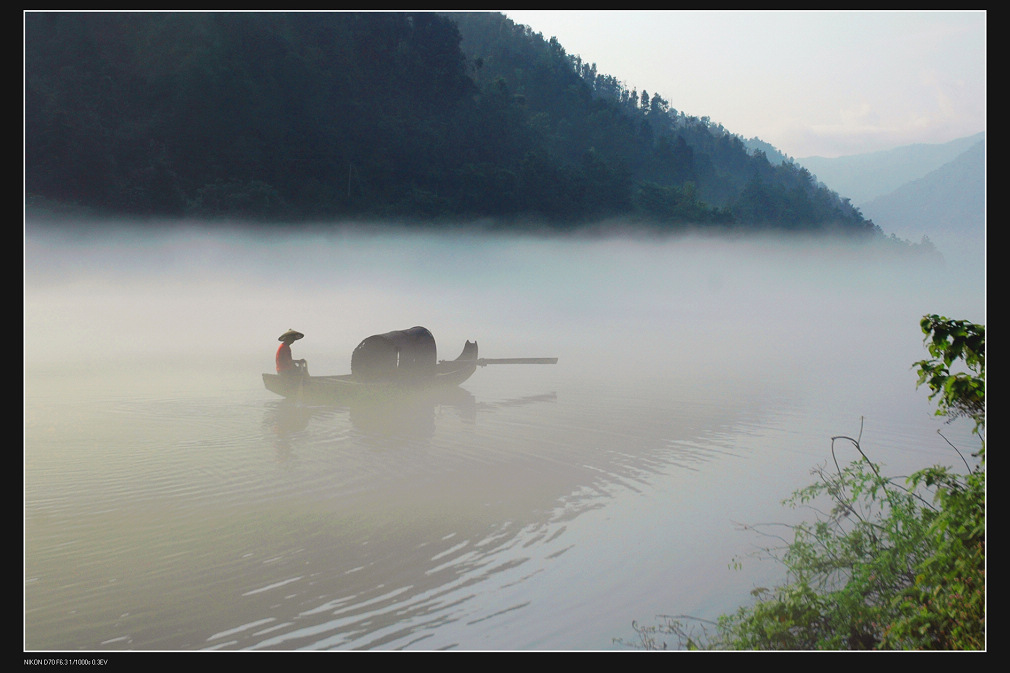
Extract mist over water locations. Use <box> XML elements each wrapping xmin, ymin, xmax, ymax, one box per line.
<box><xmin>24</xmin><ymin>218</ymin><xmax>983</xmax><ymax>650</ymax></box>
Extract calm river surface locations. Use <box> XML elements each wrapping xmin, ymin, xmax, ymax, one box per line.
<box><xmin>24</xmin><ymin>220</ymin><xmax>983</xmax><ymax>650</ymax></box>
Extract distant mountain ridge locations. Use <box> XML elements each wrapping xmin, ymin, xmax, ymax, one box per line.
<box><xmin>859</xmin><ymin>140</ymin><xmax>984</xmax><ymax>236</ymax></box>
<box><xmin>858</xmin><ymin>139</ymin><xmax>984</xmax><ymax>268</ymax></box>
<box><xmin>796</xmin><ymin>132</ymin><xmax>985</xmax><ymax>205</ymax></box>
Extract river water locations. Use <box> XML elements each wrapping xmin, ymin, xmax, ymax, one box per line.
<box><xmin>24</xmin><ymin>220</ymin><xmax>984</xmax><ymax>651</ymax></box>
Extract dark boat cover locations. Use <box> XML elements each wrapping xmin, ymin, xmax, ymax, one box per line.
<box><xmin>350</xmin><ymin>326</ymin><xmax>438</xmax><ymax>381</ymax></box>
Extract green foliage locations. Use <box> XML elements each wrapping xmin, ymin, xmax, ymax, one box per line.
<box><xmin>887</xmin><ymin>464</ymin><xmax>985</xmax><ymax>649</ymax></box>
<box><xmin>914</xmin><ymin>315</ymin><xmax>985</xmax><ymax>434</ymax></box>
<box><xmin>622</xmin><ymin>315</ymin><xmax>984</xmax><ymax>650</ymax></box>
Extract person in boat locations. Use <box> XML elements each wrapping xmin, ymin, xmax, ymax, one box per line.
<box><xmin>276</xmin><ymin>329</ymin><xmax>308</xmax><ymax>377</ymax></box>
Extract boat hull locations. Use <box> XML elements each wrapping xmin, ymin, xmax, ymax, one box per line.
<box><xmin>263</xmin><ymin>341</ymin><xmax>479</xmax><ymax>404</ymax></box>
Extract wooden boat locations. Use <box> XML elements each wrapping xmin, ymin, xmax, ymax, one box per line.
<box><xmin>263</xmin><ymin>327</ymin><xmax>556</xmax><ymax>404</ymax></box>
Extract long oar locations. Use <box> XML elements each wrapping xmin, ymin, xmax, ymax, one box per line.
<box><xmin>475</xmin><ymin>357</ymin><xmax>558</xmax><ymax>366</ymax></box>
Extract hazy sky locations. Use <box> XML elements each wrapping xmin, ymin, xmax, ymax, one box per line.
<box><xmin>503</xmin><ymin>10</ymin><xmax>985</xmax><ymax>158</ymax></box>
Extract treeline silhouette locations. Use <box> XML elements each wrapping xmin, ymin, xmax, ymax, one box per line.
<box><xmin>25</xmin><ymin>11</ymin><xmax>879</xmax><ymax>234</ymax></box>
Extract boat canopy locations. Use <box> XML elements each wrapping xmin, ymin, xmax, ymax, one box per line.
<box><xmin>351</xmin><ymin>326</ymin><xmax>438</xmax><ymax>381</ymax></box>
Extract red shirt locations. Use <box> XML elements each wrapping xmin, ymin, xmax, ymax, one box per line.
<box><xmin>276</xmin><ymin>343</ymin><xmax>294</xmax><ymax>373</ymax></box>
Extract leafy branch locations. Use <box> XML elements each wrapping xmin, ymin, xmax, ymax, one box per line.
<box><xmin>914</xmin><ymin>314</ymin><xmax>985</xmax><ymax>434</ymax></box>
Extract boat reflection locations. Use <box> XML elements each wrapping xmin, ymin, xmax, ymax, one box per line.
<box><xmin>348</xmin><ymin>385</ymin><xmax>476</xmax><ymax>440</ymax></box>
<box><xmin>264</xmin><ymin>386</ymin><xmax>557</xmax><ymax>453</ymax></box>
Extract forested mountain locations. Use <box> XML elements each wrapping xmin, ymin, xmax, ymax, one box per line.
<box><xmin>25</xmin><ymin>11</ymin><xmax>880</xmax><ymax>235</ymax></box>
